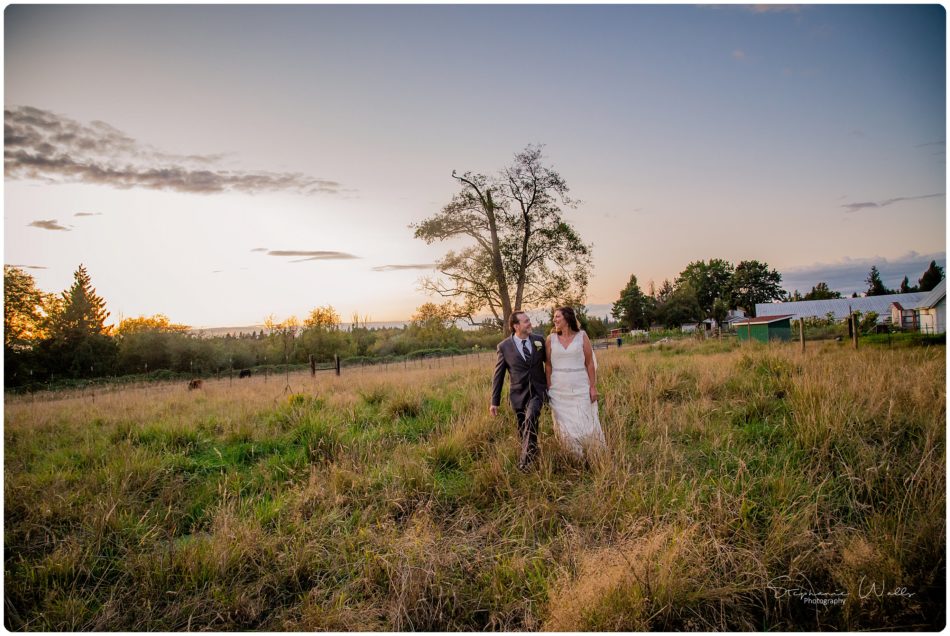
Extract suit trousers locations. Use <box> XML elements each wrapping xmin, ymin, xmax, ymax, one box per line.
<box><xmin>516</xmin><ymin>394</ymin><xmax>544</xmax><ymax>467</ymax></box>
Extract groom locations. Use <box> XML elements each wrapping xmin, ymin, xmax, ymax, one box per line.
<box><xmin>490</xmin><ymin>311</ymin><xmax>548</xmax><ymax>471</ymax></box>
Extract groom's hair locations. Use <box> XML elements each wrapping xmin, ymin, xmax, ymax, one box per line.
<box><xmin>508</xmin><ymin>311</ymin><xmax>526</xmax><ymax>332</ymax></box>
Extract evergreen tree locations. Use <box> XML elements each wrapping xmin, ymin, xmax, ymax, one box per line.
<box><xmin>41</xmin><ymin>264</ymin><xmax>116</xmax><ymax>378</ymax></box>
<box><xmin>611</xmin><ymin>274</ymin><xmax>654</xmax><ymax>329</ymax></box>
<box><xmin>51</xmin><ymin>264</ymin><xmax>111</xmax><ymax>339</ymax></box>
<box><xmin>899</xmin><ymin>276</ymin><xmax>918</xmax><ymax>294</ymax></box>
<box><xmin>918</xmin><ymin>260</ymin><xmax>944</xmax><ymax>292</ymax></box>
<box><xmin>802</xmin><ymin>282</ymin><xmax>842</xmax><ymax>300</ymax></box>
<box><xmin>865</xmin><ymin>266</ymin><xmax>894</xmax><ymax>296</ymax></box>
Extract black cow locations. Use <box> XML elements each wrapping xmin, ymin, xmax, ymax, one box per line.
<box><xmin>239</xmin><ymin>369</ymin><xmax>252</xmax><ymax>379</ymax></box>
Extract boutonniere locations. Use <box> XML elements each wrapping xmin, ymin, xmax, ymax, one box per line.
<box><xmin>533</xmin><ymin>340</ymin><xmax>542</xmax><ymax>350</ymax></box>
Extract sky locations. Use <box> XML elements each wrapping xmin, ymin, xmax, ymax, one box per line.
<box><xmin>4</xmin><ymin>4</ymin><xmax>946</xmax><ymax>328</ymax></box>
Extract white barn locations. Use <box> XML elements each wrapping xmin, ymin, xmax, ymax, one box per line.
<box><xmin>756</xmin><ymin>282</ymin><xmax>946</xmax><ymax>333</ymax></box>
<box><xmin>915</xmin><ymin>280</ymin><xmax>946</xmax><ymax>334</ymax></box>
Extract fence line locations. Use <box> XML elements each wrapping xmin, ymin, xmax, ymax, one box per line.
<box><xmin>6</xmin><ymin>339</ymin><xmax>653</xmax><ymax>405</ymax></box>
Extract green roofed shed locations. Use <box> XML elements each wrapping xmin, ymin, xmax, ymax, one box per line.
<box><xmin>736</xmin><ymin>314</ymin><xmax>794</xmax><ymax>343</ymax></box>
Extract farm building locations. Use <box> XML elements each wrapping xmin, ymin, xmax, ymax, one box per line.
<box><xmin>723</xmin><ymin>309</ymin><xmax>748</xmax><ymax>328</ymax></box>
<box><xmin>756</xmin><ymin>291</ymin><xmax>930</xmax><ymax>325</ymax></box>
<box><xmin>735</xmin><ymin>314</ymin><xmax>794</xmax><ymax>343</ymax></box>
<box><xmin>911</xmin><ymin>279</ymin><xmax>946</xmax><ymax>333</ymax></box>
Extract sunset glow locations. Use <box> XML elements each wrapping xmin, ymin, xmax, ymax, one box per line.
<box><xmin>5</xmin><ymin>5</ymin><xmax>945</xmax><ymax>328</ymax></box>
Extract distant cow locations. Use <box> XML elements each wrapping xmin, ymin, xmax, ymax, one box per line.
<box><xmin>239</xmin><ymin>369</ymin><xmax>252</xmax><ymax>379</ymax></box>
<box><xmin>188</xmin><ymin>379</ymin><xmax>203</xmax><ymax>390</ymax></box>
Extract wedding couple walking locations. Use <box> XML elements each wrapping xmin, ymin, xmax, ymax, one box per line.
<box><xmin>490</xmin><ymin>307</ymin><xmax>606</xmax><ymax>471</ymax></box>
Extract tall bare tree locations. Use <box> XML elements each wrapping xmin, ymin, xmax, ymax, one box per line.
<box><xmin>413</xmin><ymin>145</ymin><xmax>591</xmax><ymax>332</ymax></box>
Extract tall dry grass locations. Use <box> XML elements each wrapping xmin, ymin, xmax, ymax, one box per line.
<box><xmin>4</xmin><ymin>340</ymin><xmax>945</xmax><ymax>630</ymax></box>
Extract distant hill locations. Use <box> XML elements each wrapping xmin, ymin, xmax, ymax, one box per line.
<box><xmin>190</xmin><ymin>320</ymin><xmax>412</xmax><ymax>337</ymax></box>
<box><xmin>190</xmin><ymin>304</ymin><xmax>618</xmax><ymax>337</ymax></box>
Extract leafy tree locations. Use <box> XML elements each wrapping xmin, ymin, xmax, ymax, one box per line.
<box><xmin>584</xmin><ymin>315</ymin><xmax>608</xmax><ymax>339</ymax></box>
<box><xmin>114</xmin><ymin>315</ymin><xmax>191</xmax><ymax>374</ymax></box>
<box><xmin>115</xmin><ymin>314</ymin><xmax>189</xmax><ymax>336</ymax></box>
<box><xmin>349</xmin><ymin>313</ymin><xmax>377</xmax><ymax>357</ymax></box>
<box><xmin>711</xmin><ymin>297</ymin><xmax>730</xmax><ymax>328</ymax></box>
<box><xmin>731</xmin><ymin>260</ymin><xmax>785</xmax><ymax>316</ymax></box>
<box><xmin>676</xmin><ymin>259</ymin><xmax>734</xmax><ymax>319</ymax></box>
<box><xmin>304</xmin><ymin>305</ymin><xmax>341</xmax><ymax>330</ymax></box>
<box><xmin>918</xmin><ymin>260</ymin><xmax>944</xmax><ymax>292</ymax></box>
<box><xmin>4</xmin><ymin>266</ymin><xmax>57</xmax><ymax>351</ymax></box>
<box><xmin>656</xmin><ymin>281</ymin><xmax>702</xmax><ymax>328</ymax></box>
<box><xmin>802</xmin><ymin>282</ymin><xmax>842</xmax><ymax>300</ymax></box>
<box><xmin>263</xmin><ymin>314</ymin><xmax>300</xmax><ymax>364</ymax></box>
<box><xmin>410</xmin><ymin>302</ymin><xmax>457</xmax><ymax>330</ymax></box>
<box><xmin>865</xmin><ymin>265</ymin><xmax>894</xmax><ymax>296</ymax></box>
<box><xmin>407</xmin><ymin>302</ymin><xmax>463</xmax><ymax>349</ymax></box>
<box><xmin>299</xmin><ymin>308</ymin><xmax>349</xmax><ymax>363</ymax></box>
<box><xmin>414</xmin><ymin>145</ymin><xmax>592</xmax><ymax>332</ymax></box>
<box><xmin>611</xmin><ymin>274</ymin><xmax>654</xmax><ymax>329</ymax></box>
<box><xmin>859</xmin><ymin>310</ymin><xmax>880</xmax><ymax>332</ymax></box>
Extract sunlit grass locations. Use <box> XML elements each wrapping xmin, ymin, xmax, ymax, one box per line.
<box><xmin>4</xmin><ymin>341</ymin><xmax>944</xmax><ymax>630</ymax></box>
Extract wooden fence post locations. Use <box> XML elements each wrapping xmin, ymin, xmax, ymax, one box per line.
<box><xmin>799</xmin><ymin>318</ymin><xmax>805</xmax><ymax>353</ymax></box>
<box><xmin>335</xmin><ymin>355</ymin><xmax>341</xmax><ymax>376</ymax></box>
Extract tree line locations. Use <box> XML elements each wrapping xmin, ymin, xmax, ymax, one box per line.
<box><xmin>610</xmin><ymin>259</ymin><xmax>944</xmax><ymax>330</ymax></box>
<box><xmin>3</xmin><ymin>265</ymin><xmax>509</xmax><ymax>388</ymax></box>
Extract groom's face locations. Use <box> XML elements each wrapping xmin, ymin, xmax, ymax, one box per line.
<box><xmin>514</xmin><ymin>313</ymin><xmax>532</xmax><ymax>338</ymax></box>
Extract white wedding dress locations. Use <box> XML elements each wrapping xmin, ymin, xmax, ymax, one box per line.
<box><xmin>548</xmin><ymin>331</ymin><xmax>606</xmax><ymax>457</ymax></box>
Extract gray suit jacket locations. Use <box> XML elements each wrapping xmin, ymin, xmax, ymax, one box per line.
<box><xmin>491</xmin><ymin>334</ymin><xmax>548</xmax><ymax>411</ymax></box>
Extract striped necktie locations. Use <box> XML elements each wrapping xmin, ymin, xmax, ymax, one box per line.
<box><xmin>521</xmin><ymin>338</ymin><xmax>531</xmax><ymax>360</ymax></box>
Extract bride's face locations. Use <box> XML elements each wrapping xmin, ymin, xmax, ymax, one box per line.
<box><xmin>554</xmin><ymin>311</ymin><xmax>564</xmax><ymax>330</ymax></box>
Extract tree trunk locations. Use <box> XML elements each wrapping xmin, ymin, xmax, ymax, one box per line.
<box><xmin>514</xmin><ymin>208</ymin><xmax>531</xmax><ymax>311</ymax></box>
<box><xmin>484</xmin><ymin>189</ymin><xmax>513</xmax><ymax>332</ymax></box>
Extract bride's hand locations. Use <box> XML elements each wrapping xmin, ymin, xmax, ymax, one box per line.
<box><xmin>589</xmin><ymin>386</ymin><xmax>599</xmax><ymax>403</ymax></box>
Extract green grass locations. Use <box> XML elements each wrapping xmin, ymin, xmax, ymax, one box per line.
<box><xmin>4</xmin><ymin>341</ymin><xmax>945</xmax><ymax>630</ymax></box>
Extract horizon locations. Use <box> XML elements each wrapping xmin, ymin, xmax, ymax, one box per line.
<box><xmin>5</xmin><ymin>4</ymin><xmax>945</xmax><ymax>326</ymax></box>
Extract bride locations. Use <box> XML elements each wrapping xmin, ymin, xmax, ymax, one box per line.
<box><xmin>545</xmin><ymin>306</ymin><xmax>606</xmax><ymax>458</ymax></box>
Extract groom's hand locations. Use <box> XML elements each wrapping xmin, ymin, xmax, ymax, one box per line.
<box><xmin>489</xmin><ymin>405</ymin><xmax>498</xmax><ymax>417</ymax></box>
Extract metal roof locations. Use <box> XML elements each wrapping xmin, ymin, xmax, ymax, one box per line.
<box><xmin>756</xmin><ymin>292</ymin><xmax>930</xmax><ymax>321</ymax></box>
<box><xmin>919</xmin><ymin>279</ymin><xmax>946</xmax><ymax>309</ymax></box>
<box><xmin>735</xmin><ymin>314</ymin><xmax>795</xmax><ymax>325</ymax></box>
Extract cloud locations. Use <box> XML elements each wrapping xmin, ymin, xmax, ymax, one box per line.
<box><xmin>781</xmin><ymin>251</ymin><xmax>946</xmax><ymax>296</ymax></box>
<box><xmin>914</xmin><ymin>140</ymin><xmax>945</xmax><ymax>148</ymax></box>
<box><xmin>5</xmin><ymin>105</ymin><xmax>343</xmax><ymax>196</ymax></box>
<box><xmin>265</xmin><ymin>250</ymin><xmax>360</xmax><ymax>263</ymax></box>
<box><xmin>74</xmin><ymin>212</ymin><xmax>102</xmax><ymax>217</ymax></box>
<box><xmin>702</xmin><ymin>4</ymin><xmax>803</xmax><ymax>14</ymax></box>
<box><xmin>745</xmin><ymin>5</ymin><xmax>803</xmax><ymax>13</ymax></box>
<box><xmin>841</xmin><ymin>192</ymin><xmax>944</xmax><ymax>213</ymax></box>
<box><xmin>250</xmin><ymin>247</ymin><xmax>268</xmax><ymax>252</ymax></box>
<box><xmin>28</xmin><ymin>219</ymin><xmax>70</xmax><ymax>231</ymax></box>
<box><xmin>371</xmin><ymin>264</ymin><xmax>437</xmax><ymax>272</ymax></box>
<box><xmin>732</xmin><ymin>49</ymin><xmax>746</xmax><ymax>60</ymax></box>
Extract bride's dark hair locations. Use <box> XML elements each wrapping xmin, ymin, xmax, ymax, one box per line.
<box><xmin>554</xmin><ymin>306</ymin><xmax>581</xmax><ymax>334</ymax></box>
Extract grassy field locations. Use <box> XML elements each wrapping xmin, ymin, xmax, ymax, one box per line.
<box><xmin>4</xmin><ymin>339</ymin><xmax>945</xmax><ymax>630</ymax></box>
